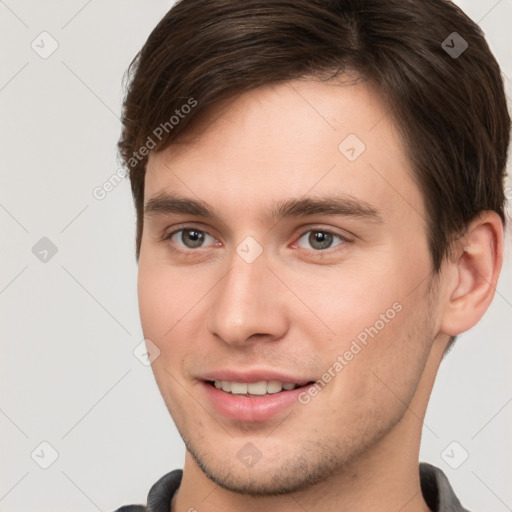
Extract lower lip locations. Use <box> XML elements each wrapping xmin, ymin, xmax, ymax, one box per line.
<box><xmin>202</xmin><ymin>382</ymin><xmax>312</xmax><ymax>422</ymax></box>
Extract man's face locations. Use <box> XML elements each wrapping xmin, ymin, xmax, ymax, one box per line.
<box><xmin>138</xmin><ymin>77</ymin><xmax>443</xmax><ymax>494</ymax></box>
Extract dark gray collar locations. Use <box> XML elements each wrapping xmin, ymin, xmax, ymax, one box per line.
<box><xmin>119</xmin><ymin>462</ymin><xmax>471</xmax><ymax>512</ymax></box>
<box><xmin>419</xmin><ymin>462</ymin><xmax>471</xmax><ymax>511</ymax></box>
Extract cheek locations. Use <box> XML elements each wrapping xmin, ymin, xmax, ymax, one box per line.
<box><xmin>137</xmin><ymin>262</ymin><xmax>187</xmax><ymax>357</ymax></box>
<box><xmin>137</xmin><ymin>262</ymin><xmax>193</xmax><ymax>409</ymax></box>
<box><xmin>137</xmin><ymin>256</ymin><xmax>194</xmax><ymax>334</ymax></box>
<box><xmin>137</xmin><ymin>259</ymin><xmax>215</xmax><ymax>380</ymax></box>
<box><xmin>289</xmin><ymin>263</ymin><xmax>403</xmax><ymax>346</ymax></box>
<box><xmin>293</xmin><ymin>253</ymin><xmax>432</xmax><ymax>391</ymax></box>
<box><xmin>137</xmin><ymin>263</ymin><xmax>166</xmax><ymax>338</ymax></box>
<box><xmin>360</xmin><ymin>285</ymin><xmax>434</xmax><ymax>402</ymax></box>
<box><xmin>315</xmin><ymin>290</ymin><xmax>433</xmax><ymax>438</ymax></box>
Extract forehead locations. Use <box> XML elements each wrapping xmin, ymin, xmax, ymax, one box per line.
<box><xmin>145</xmin><ymin>77</ymin><xmax>422</xmax><ymax>225</ymax></box>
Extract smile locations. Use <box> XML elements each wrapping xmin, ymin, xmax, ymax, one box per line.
<box><xmin>211</xmin><ymin>380</ymin><xmax>303</xmax><ymax>395</ymax></box>
<box><xmin>203</xmin><ymin>380</ymin><xmax>316</xmax><ymax>422</ymax></box>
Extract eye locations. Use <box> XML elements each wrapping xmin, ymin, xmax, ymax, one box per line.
<box><xmin>296</xmin><ymin>229</ymin><xmax>346</xmax><ymax>251</ymax></box>
<box><xmin>165</xmin><ymin>228</ymin><xmax>217</xmax><ymax>250</ymax></box>
<box><xmin>162</xmin><ymin>226</ymin><xmax>348</xmax><ymax>255</ymax></box>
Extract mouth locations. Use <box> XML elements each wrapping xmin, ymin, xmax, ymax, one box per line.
<box><xmin>202</xmin><ymin>379</ymin><xmax>317</xmax><ymax>422</ymax></box>
<box><xmin>207</xmin><ymin>379</ymin><xmax>315</xmax><ymax>396</ymax></box>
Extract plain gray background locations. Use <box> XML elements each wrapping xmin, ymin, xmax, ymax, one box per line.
<box><xmin>0</xmin><ymin>1</ymin><xmax>511</xmax><ymax>511</ymax></box>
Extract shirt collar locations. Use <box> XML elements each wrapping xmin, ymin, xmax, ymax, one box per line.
<box><xmin>143</xmin><ymin>463</ymin><xmax>470</xmax><ymax>512</ymax></box>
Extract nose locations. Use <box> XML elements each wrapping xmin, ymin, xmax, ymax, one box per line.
<box><xmin>206</xmin><ymin>246</ymin><xmax>289</xmax><ymax>347</ymax></box>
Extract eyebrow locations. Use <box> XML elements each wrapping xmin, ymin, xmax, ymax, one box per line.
<box><xmin>144</xmin><ymin>192</ymin><xmax>382</xmax><ymax>225</ymax></box>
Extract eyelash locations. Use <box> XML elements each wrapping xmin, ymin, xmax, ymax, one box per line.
<box><xmin>161</xmin><ymin>226</ymin><xmax>350</xmax><ymax>255</ymax></box>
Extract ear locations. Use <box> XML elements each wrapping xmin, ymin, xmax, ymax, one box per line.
<box><xmin>439</xmin><ymin>211</ymin><xmax>504</xmax><ymax>336</ymax></box>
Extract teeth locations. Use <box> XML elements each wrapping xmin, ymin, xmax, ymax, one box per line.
<box><xmin>230</xmin><ymin>382</ymin><xmax>247</xmax><ymax>394</ymax></box>
<box><xmin>247</xmin><ymin>381</ymin><xmax>267</xmax><ymax>395</ymax></box>
<box><xmin>213</xmin><ymin>380</ymin><xmax>300</xmax><ymax>395</ymax></box>
<box><xmin>267</xmin><ymin>380</ymin><xmax>283</xmax><ymax>394</ymax></box>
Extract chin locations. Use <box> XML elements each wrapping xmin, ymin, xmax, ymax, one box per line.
<box><xmin>184</xmin><ymin>436</ymin><xmax>347</xmax><ymax>497</ymax></box>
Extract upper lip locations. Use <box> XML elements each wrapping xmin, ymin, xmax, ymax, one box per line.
<box><xmin>200</xmin><ymin>369</ymin><xmax>314</xmax><ymax>386</ymax></box>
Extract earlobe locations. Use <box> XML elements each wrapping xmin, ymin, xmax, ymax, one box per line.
<box><xmin>439</xmin><ymin>212</ymin><xmax>504</xmax><ymax>337</ymax></box>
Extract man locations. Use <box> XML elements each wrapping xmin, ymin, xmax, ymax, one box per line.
<box><xmin>115</xmin><ymin>0</ymin><xmax>510</xmax><ymax>510</ymax></box>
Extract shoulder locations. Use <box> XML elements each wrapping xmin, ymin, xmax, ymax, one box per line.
<box><xmin>420</xmin><ymin>462</ymin><xmax>472</xmax><ymax>512</ymax></box>
<box><xmin>113</xmin><ymin>469</ymin><xmax>183</xmax><ymax>512</ymax></box>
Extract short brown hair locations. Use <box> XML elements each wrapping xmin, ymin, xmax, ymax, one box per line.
<box><xmin>118</xmin><ymin>0</ymin><xmax>510</xmax><ymax>269</ymax></box>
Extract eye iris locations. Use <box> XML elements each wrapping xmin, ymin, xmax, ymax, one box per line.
<box><xmin>182</xmin><ymin>229</ymin><xmax>204</xmax><ymax>248</ymax></box>
<box><xmin>309</xmin><ymin>231</ymin><xmax>333</xmax><ymax>250</ymax></box>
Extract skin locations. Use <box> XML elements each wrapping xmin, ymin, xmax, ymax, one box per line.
<box><xmin>137</xmin><ymin>77</ymin><xmax>503</xmax><ymax>512</ymax></box>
